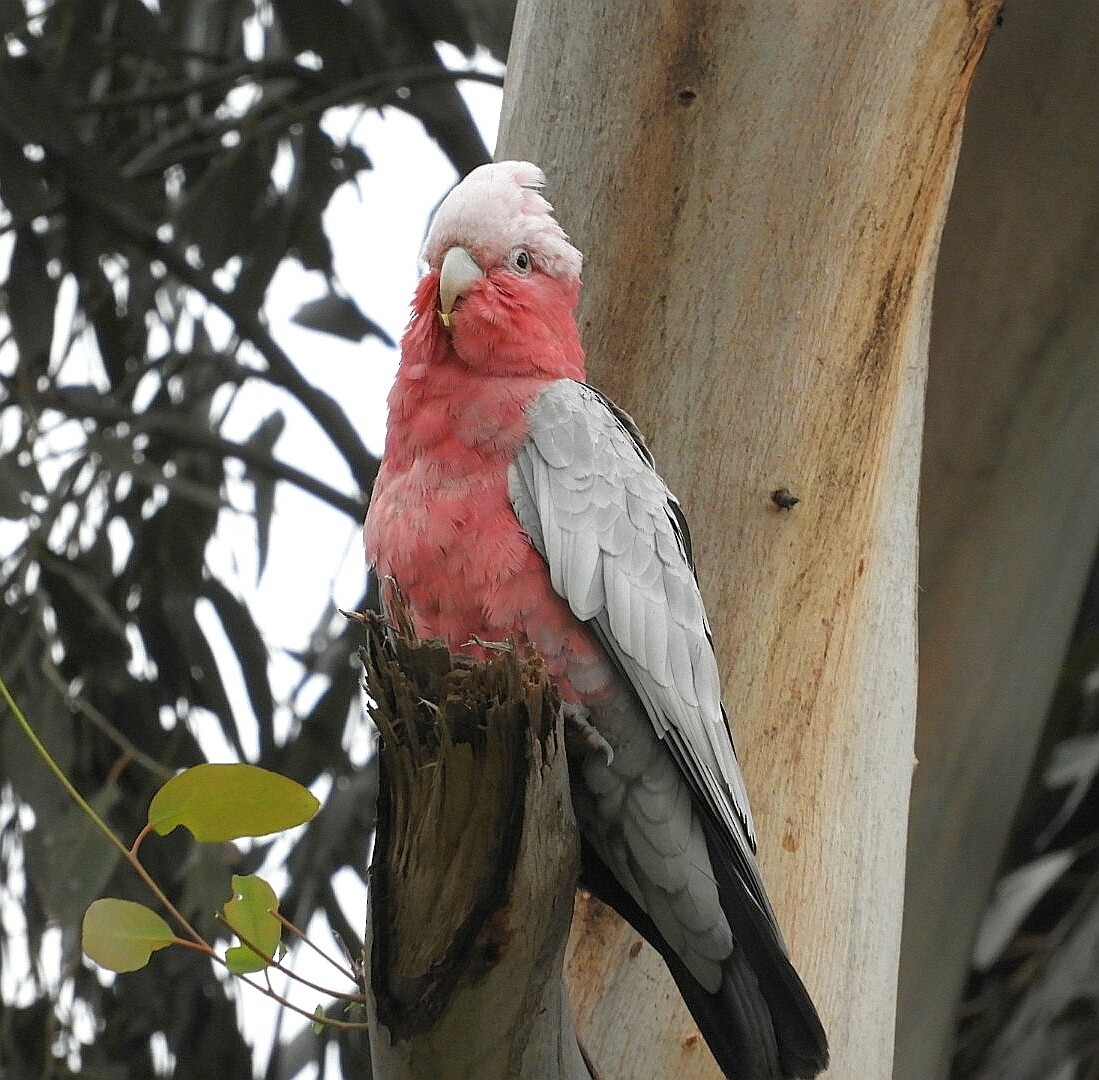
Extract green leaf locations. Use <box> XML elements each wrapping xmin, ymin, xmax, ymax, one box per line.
<box><xmin>312</xmin><ymin>1003</ymin><xmax>326</xmax><ymax>1034</ymax></box>
<box><xmin>82</xmin><ymin>899</ymin><xmax>175</xmax><ymax>973</ymax></box>
<box><xmin>147</xmin><ymin>763</ymin><xmax>320</xmax><ymax>841</ymax></box>
<box><xmin>223</xmin><ymin>873</ymin><xmax>282</xmax><ymax>973</ymax></box>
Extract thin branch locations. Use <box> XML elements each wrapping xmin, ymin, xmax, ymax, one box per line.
<box><xmin>214</xmin><ymin>912</ymin><xmax>362</xmax><ymax>1003</ymax></box>
<box><xmin>274</xmin><ymin>910</ymin><xmax>360</xmax><ymax>987</ymax></box>
<box><xmin>121</xmin><ymin>65</ymin><xmax>504</xmax><ymax>180</ymax></box>
<box><xmin>32</xmin><ymin>384</ymin><xmax>368</xmax><ymax>520</ymax></box>
<box><xmin>235</xmin><ymin>971</ymin><xmax>366</xmax><ymax>1031</ymax></box>
<box><xmin>39</xmin><ymin>657</ymin><xmax>175</xmax><ymax>781</ymax></box>
<box><xmin>0</xmin><ymin>100</ymin><xmax>379</xmax><ymax>498</ymax></box>
<box><xmin>71</xmin><ymin>57</ymin><xmax>320</xmax><ymax>113</ymax></box>
<box><xmin>0</xmin><ymin>677</ymin><xmax>211</xmax><ymax>953</ymax></box>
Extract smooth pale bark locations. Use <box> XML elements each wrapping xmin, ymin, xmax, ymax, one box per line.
<box><xmin>500</xmin><ymin>2</ymin><xmax>999</xmax><ymax>1077</ymax></box>
<box><xmin>897</xmin><ymin>4</ymin><xmax>1099</xmax><ymax>1078</ymax></box>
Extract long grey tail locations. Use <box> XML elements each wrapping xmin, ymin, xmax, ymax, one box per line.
<box><xmin>578</xmin><ymin>831</ymin><xmax>829</xmax><ymax>1080</ymax></box>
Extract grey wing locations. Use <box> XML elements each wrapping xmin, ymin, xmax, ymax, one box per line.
<box><xmin>509</xmin><ymin>379</ymin><xmax>764</xmax><ymax>897</ymax></box>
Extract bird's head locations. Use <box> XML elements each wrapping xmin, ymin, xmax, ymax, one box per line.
<box><xmin>409</xmin><ymin>161</ymin><xmax>585</xmax><ymax>379</ymax></box>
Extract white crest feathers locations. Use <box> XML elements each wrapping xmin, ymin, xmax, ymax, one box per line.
<box><xmin>422</xmin><ymin>160</ymin><xmax>583</xmax><ymax>281</ymax></box>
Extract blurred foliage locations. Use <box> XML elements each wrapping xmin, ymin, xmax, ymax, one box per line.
<box><xmin>953</xmin><ymin>541</ymin><xmax>1099</xmax><ymax>1079</ymax></box>
<box><xmin>0</xmin><ymin>0</ymin><xmax>511</xmax><ymax>1077</ymax></box>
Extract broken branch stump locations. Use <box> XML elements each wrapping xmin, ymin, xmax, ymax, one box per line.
<box><xmin>359</xmin><ymin>612</ymin><xmax>590</xmax><ymax>1080</ymax></box>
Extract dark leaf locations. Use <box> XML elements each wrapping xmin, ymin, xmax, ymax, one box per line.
<box><xmin>174</xmin><ymin>597</ymin><xmax>245</xmax><ymax>754</ymax></box>
<box><xmin>358</xmin><ymin>6</ymin><xmax>489</xmax><ymax>176</ymax></box>
<box><xmin>175</xmin><ymin>139</ymin><xmax>279</xmax><ymax>271</ymax></box>
<box><xmin>0</xmin><ymin>652</ymin><xmax>75</xmax><ymax>825</ymax></box>
<box><xmin>0</xmin><ymin>127</ymin><xmax>53</xmax><ymax>222</ymax></box>
<box><xmin>0</xmin><ymin>452</ymin><xmax>44</xmax><ymax>519</ymax></box>
<box><xmin>101</xmin><ymin>0</ymin><xmax>168</xmax><ymax>60</ymax></box>
<box><xmin>972</xmin><ymin>850</ymin><xmax>1076</xmax><ymax>972</ymax></box>
<box><xmin>37</xmin><ymin>552</ymin><xmax>131</xmax><ymax>673</ymax></box>
<box><xmin>80</xmin><ymin>263</ymin><xmax>133</xmax><ymax>389</ymax></box>
<box><xmin>241</xmin><ymin>410</ymin><xmax>286</xmax><ymax>578</ymax></box>
<box><xmin>282</xmin><ymin>764</ymin><xmax>376</xmax><ymax>926</ymax></box>
<box><xmin>0</xmin><ymin>53</ymin><xmax>162</xmax><ymax>224</ymax></box>
<box><xmin>291</xmin><ymin>291</ymin><xmax>395</xmax><ymax>346</ymax></box>
<box><xmin>6</xmin><ymin>227</ymin><xmax>59</xmax><ymax>380</ymax></box>
<box><xmin>24</xmin><ymin>785</ymin><xmax>122</xmax><ymax>925</ymax></box>
<box><xmin>201</xmin><ymin>577</ymin><xmax>276</xmax><ymax>758</ymax></box>
<box><xmin>384</xmin><ymin>0</ymin><xmax>476</xmax><ymax>56</ymax></box>
<box><xmin>332</xmin><ymin>139</ymin><xmax>372</xmax><ymax>179</ymax></box>
<box><xmin>279</xmin><ymin>674</ymin><xmax>357</xmax><ymax>786</ymax></box>
<box><xmin>285</xmin><ymin>126</ymin><xmax>366</xmax><ymax>276</ymax></box>
<box><xmin>276</xmin><ymin>1020</ymin><xmax>329</xmax><ymax>1080</ymax></box>
<box><xmin>0</xmin><ymin>0</ymin><xmax>24</xmax><ymax>36</ymax></box>
<box><xmin>275</xmin><ymin>618</ymin><xmax>362</xmax><ymax>786</ymax></box>
<box><xmin>66</xmin><ymin>210</ymin><xmax>153</xmax><ymax>390</ymax></box>
<box><xmin>269</xmin><ymin>0</ymin><xmax>379</xmax><ymax>82</ymax></box>
<box><xmin>233</xmin><ymin>200</ymin><xmax>292</xmax><ymax>314</ymax></box>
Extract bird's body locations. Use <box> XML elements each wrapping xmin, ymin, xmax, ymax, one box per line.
<box><xmin>365</xmin><ymin>161</ymin><xmax>828</xmax><ymax>1080</ymax></box>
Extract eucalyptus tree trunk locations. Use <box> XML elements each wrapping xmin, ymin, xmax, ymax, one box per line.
<box><xmin>499</xmin><ymin>2</ymin><xmax>1001</xmax><ymax>1077</ymax></box>
<box><xmin>897</xmin><ymin>4</ymin><xmax>1099</xmax><ymax>1077</ymax></box>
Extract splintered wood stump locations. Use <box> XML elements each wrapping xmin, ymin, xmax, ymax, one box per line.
<box><xmin>360</xmin><ymin>610</ymin><xmax>590</xmax><ymax>1080</ymax></box>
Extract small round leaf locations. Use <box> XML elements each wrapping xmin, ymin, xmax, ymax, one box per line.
<box><xmin>223</xmin><ymin>873</ymin><xmax>281</xmax><ymax>974</ymax></box>
<box><xmin>83</xmin><ymin>898</ymin><xmax>176</xmax><ymax>973</ymax></box>
<box><xmin>147</xmin><ymin>763</ymin><xmax>320</xmax><ymax>841</ymax></box>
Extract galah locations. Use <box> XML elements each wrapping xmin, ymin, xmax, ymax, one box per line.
<box><xmin>364</xmin><ymin>160</ymin><xmax>828</xmax><ymax>1080</ymax></box>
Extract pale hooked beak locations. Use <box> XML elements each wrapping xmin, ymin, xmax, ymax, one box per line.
<box><xmin>438</xmin><ymin>246</ymin><xmax>483</xmax><ymax>327</ymax></box>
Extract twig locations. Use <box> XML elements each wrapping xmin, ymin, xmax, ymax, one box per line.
<box><xmin>274</xmin><ymin>910</ymin><xmax>360</xmax><ymax>987</ymax></box>
<box><xmin>0</xmin><ymin>98</ymin><xmax>379</xmax><ymax>497</ymax></box>
<box><xmin>71</xmin><ymin>57</ymin><xmax>320</xmax><ymax>113</ymax></box>
<box><xmin>32</xmin><ymin>384</ymin><xmax>368</xmax><ymax>520</ymax></box>
<box><xmin>38</xmin><ymin>658</ymin><xmax>175</xmax><ymax>781</ymax></box>
<box><xmin>121</xmin><ymin>65</ymin><xmax>504</xmax><ymax>180</ymax></box>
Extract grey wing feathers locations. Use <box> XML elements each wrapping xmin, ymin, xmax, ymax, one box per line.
<box><xmin>508</xmin><ymin>379</ymin><xmax>759</xmax><ymax>861</ymax></box>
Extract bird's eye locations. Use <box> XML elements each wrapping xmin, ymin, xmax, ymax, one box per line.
<box><xmin>509</xmin><ymin>248</ymin><xmax>532</xmax><ymax>275</ymax></box>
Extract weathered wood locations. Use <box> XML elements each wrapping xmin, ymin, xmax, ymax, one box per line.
<box><xmin>361</xmin><ymin>609</ymin><xmax>589</xmax><ymax>1080</ymax></box>
<box><xmin>897</xmin><ymin>4</ymin><xmax>1099</xmax><ymax>1077</ymax></box>
<box><xmin>498</xmin><ymin>1</ymin><xmax>1000</xmax><ymax>1076</ymax></box>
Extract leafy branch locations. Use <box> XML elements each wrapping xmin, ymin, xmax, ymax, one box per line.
<box><xmin>0</xmin><ymin>67</ymin><xmax>379</xmax><ymax>495</ymax></box>
<box><xmin>119</xmin><ymin>64</ymin><xmax>505</xmax><ymax>179</ymax></box>
<box><xmin>0</xmin><ymin>675</ymin><xmax>369</xmax><ymax>1030</ymax></box>
<box><xmin>17</xmin><ymin>380</ymin><xmax>368</xmax><ymax>521</ymax></box>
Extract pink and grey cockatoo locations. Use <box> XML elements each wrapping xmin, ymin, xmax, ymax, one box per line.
<box><xmin>364</xmin><ymin>161</ymin><xmax>828</xmax><ymax>1080</ymax></box>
